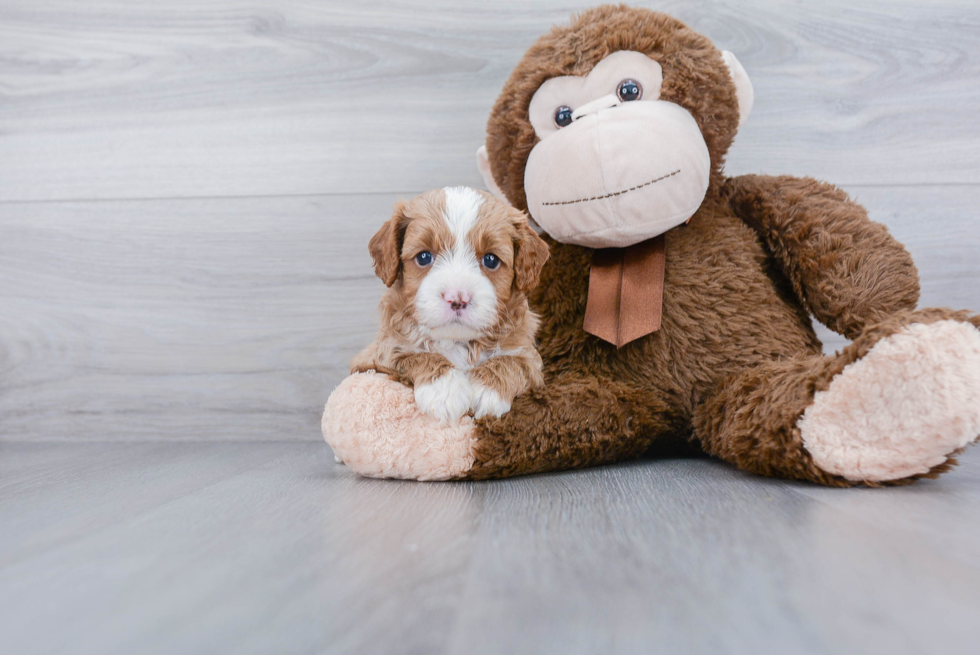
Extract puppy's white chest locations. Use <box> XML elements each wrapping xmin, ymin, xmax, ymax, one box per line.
<box><xmin>433</xmin><ymin>340</ymin><xmax>473</xmax><ymax>370</ymax></box>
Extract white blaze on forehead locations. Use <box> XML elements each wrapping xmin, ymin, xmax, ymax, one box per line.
<box><xmin>413</xmin><ymin>187</ymin><xmax>497</xmax><ymax>339</ymax></box>
<box><xmin>442</xmin><ymin>186</ymin><xmax>484</xmax><ymax>242</ymax></box>
<box><xmin>436</xmin><ymin>186</ymin><xmax>485</xmax><ymax>284</ymax></box>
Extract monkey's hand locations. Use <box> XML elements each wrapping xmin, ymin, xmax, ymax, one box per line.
<box><xmin>323</xmin><ymin>371</ymin><xmax>477</xmax><ymax>480</ymax></box>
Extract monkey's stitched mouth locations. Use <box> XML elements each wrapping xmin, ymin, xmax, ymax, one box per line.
<box><xmin>541</xmin><ymin>169</ymin><xmax>681</xmax><ymax>206</ymax></box>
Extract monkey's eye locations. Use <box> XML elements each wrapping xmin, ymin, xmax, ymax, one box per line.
<box><xmin>617</xmin><ymin>79</ymin><xmax>642</xmax><ymax>102</ymax></box>
<box><xmin>482</xmin><ymin>253</ymin><xmax>500</xmax><ymax>270</ymax></box>
<box><xmin>554</xmin><ymin>106</ymin><xmax>573</xmax><ymax>128</ymax></box>
<box><xmin>414</xmin><ymin>251</ymin><xmax>433</xmax><ymax>267</ymax></box>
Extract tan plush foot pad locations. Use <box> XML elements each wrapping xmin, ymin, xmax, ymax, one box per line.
<box><xmin>800</xmin><ymin>320</ymin><xmax>980</xmax><ymax>482</ymax></box>
<box><xmin>322</xmin><ymin>372</ymin><xmax>477</xmax><ymax>481</ymax></box>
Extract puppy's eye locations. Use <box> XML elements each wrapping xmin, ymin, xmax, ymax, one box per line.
<box><xmin>414</xmin><ymin>251</ymin><xmax>433</xmax><ymax>267</ymax></box>
<box><xmin>617</xmin><ymin>79</ymin><xmax>642</xmax><ymax>102</ymax></box>
<box><xmin>554</xmin><ymin>106</ymin><xmax>573</xmax><ymax>128</ymax></box>
<box><xmin>482</xmin><ymin>253</ymin><xmax>500</xmax><ymax>270</ymax></box>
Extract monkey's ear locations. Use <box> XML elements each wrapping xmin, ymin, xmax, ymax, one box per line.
<box><xmin>368</xmin><ymin>202</ymin><xmax>406</xmax><ymax>287</ymax></box>
<box><xmin>721</xmin><ymin>51</ymin><xmax>754</xmax><ymax>128</ymax></box>
<box><xmin>513</xmin><ymin>218</ymin><xmax>550</xmax><ymax>294</ymax></box>
<box><xmin>476</xmin><ymin>145</ymin><xmax>510</xmax><ymax>203</ymax></box>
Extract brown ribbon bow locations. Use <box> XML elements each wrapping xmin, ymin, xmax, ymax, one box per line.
<box><xmin>582</xmin><ymin>234</ymin><xmax>666</xmax><ymax>348</ymax></box>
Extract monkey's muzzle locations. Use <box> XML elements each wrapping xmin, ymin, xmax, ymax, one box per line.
<box><xmin>524</xmin><ymin>101</ymin><xmax>710</xmax><ymax>249</ymax></box>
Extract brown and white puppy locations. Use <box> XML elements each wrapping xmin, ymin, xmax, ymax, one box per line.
<box><xmin>351</xmin><ymin>187</ymin><xmax>550</xmax><ymax>423</ymax></box>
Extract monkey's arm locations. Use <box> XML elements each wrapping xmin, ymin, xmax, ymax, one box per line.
<box><xmin>725</xmin><ymin>174</ymin><xmax>919</xmax><ymax>339</ymax></box>
<box><xmin>464</xmin><ymin>371</ymin><xmax>680</xmax><ymax>478</ymax></box>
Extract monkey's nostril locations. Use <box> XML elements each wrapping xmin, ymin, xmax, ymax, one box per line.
<box><xmin>570</xmin><ymin>93</ymin><xmax>622</xmax><ymax>122</ymax></box>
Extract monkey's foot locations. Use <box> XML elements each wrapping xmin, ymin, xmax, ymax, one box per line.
<box><xmin>323</xmin><ymin>372</ymin><xmax>477</xmax><ymax>481</ymax></box>
<box><xmin>799</xmin><ymin>320</ymin><xmax>980</xmax><ymax>482</ymax></box>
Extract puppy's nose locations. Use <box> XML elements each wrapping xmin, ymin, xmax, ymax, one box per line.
<box><xmin>443</xmin><ymin>289</ymin><xmax>471</xmax><ymax>311</ymax></box>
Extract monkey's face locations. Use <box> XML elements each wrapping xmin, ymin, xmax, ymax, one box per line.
<box><xmin>480</xmin><ymin>8</ymin><xmax>754</xmax><ymax>250</ymax></box>
<box><xmin>524</xmin><ymin>51</ymin><xmax>714</xmax><ymax>248</ymax></box>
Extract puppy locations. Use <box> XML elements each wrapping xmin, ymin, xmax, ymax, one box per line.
<box><xmin>351</xmin><ymin>187</ymin><xmax>550</xmax><ymax>423</ymax></box>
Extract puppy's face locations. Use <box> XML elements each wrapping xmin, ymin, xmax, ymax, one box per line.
<box><xmin>369</xmin><ymin>187</ymin><xmax>549</xmax><ymax>341</ymax></box>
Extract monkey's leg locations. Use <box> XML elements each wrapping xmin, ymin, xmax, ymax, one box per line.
<box><xmin>693</xmin><ymin>309</ymin><xmax>980</xmax><ymax>486</ymax></box>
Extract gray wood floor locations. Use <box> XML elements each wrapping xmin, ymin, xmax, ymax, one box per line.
<box><xmin>3</xmin><ymin>442</ymin><xmax>980</xmax><ymax>655</ymax></box>
<box><xmin>2</xmin><ymin>1</ymin><xmax>980</xmax><ymax>653</ymax></box>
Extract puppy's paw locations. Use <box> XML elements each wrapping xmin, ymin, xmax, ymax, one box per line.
<box><xmin>470</xmin><ymin>383</ymin><xmax>512</xmax><ymax>419</ymax></box>
<box><xmin>414</xmin><ymin>369</ymin><xmax>473</xmax><ymax>423</ymax></box>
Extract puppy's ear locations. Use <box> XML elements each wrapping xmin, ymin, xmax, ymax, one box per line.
<box><xmin>368</xmin><ymin>201</ymin><xmax>406</xmax><ymax>287</ymax></box>
<box><xmin>513</xmin><ymin>217</ymin><xmax>550</xmax><ymax>294</ymax></box>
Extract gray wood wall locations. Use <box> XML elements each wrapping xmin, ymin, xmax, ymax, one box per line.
<box><xmin>1</xmin><ymin>0</ymin><xmax>978</xmax><ymax>441</ymax></box>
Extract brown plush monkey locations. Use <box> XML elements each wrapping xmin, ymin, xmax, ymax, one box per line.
<box><xmin>324</xmin><ymin>5</ymin><xmax>980</xmax><ymax>485</ymax></box>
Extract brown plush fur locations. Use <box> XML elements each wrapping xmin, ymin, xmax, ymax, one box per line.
<box><xmin>463</xmin><ymin>5</ymin><xmax>975</xmax><ymax>485</ymax></box>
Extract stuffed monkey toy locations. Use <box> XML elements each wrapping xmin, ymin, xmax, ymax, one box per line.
<box><xmin>324</xmin><ymin>5</ymin><xmax>980</xmax><ymax>485</ymax></box>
